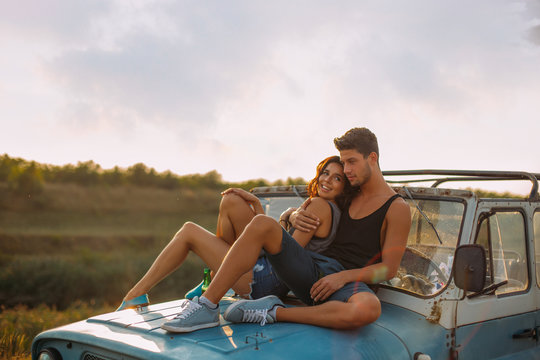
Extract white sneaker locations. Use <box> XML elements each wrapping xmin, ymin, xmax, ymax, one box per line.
<box><xmin>161</xmin><ymin>297</ymin><xmax>219</xmax><ymax>333</ymax></box>
<box><xmin>223</xmin><ymin>295</ymin><xmax>284</xmax><ymax>326</ymax></box>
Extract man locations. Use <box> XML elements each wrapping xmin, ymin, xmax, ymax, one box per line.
<box><xmin>161</xmin><ymin>127</ymin><xmax>411</xmax><ymax>332</ymax></box>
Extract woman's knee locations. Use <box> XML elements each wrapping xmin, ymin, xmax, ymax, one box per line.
<box><xmin>179</xmin><ymin>221</ymin><xmax>197</xmax><ymax>233</ymax></box>
<box><xmin>220</xmin><ymin>193</ymin><xmax>246</xmax><ymax>212</ymax></box>
<box><xmin>174</xmin><ymin>222</ymin><xmax>198</xmax><ymax>242</ymax></box>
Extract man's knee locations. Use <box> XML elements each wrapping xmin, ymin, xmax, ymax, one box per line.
<box><xmin>244</xmin><ymin>215</ymin><xmax>282</xmax><ymax>248</ymax></box>
<box><xmin>248</xmin><ymin>214</ymin><xmax>279</xmax><ymax>233</ymax></box>
<box><xmin>345</xmin><ymin>293</ymin><xmax>381</xmax><ymax>328</ymax></box>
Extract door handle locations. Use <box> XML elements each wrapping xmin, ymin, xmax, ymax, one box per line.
<box><xmin>512</xmin><ymin>328</ymin><xmax>537</xmax><ymax>340</ymax></box>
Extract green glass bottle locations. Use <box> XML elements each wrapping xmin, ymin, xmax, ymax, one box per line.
<box><xmin>201</xmin><ymin>267</ymin><xmax>211</xmax><ymax>293</ymax></box>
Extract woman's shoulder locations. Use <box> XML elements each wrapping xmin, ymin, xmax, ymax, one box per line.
<box><xmin>305</xmin><ymin>197</ymin><xmax>333</xmax><ymax>215</ymax></box>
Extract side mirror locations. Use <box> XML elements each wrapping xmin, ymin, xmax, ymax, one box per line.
<box><xmin>453</xmin><ymin>244</ymin><xmax>486</xmax><ymax>292</ymax></box>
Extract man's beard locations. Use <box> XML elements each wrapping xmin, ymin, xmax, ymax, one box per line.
<box><xmin>352</xmin><ymin>163</ymin><xmax>372</xmax><ymax>189</ymax></box>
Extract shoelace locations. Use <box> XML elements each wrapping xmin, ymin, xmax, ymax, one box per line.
<box><xmin>174</xmin><ymin>300</ymin><xmax>202</xmax><ymax>320</ymax></box>
<box><xmin>241</xmin><ymin>309</ymin><xmax>269</xmax><ymax>326</ymax></box>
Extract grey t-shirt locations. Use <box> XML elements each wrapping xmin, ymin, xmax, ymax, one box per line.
<box><xmin>298</xmin><ymin>201</ymin><xmax>341</xmax><ymax>253</ymax></box>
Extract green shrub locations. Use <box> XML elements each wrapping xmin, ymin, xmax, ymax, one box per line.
<box><xmin>0</xmin><ymin>250</ymin><xmax>203</xmax><ymax>310</ymax></box>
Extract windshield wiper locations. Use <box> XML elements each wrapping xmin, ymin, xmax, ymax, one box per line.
<box><xmin>467</xmin><ymin>280</ymin><xmax>508</xmax><ymax>298</ymax></box>
<box><xmin>402</xmin><ymin>186</ymin><xmax>443</xmax><ymax>245</ymax></box>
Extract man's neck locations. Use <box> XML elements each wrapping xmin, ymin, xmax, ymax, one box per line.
<box><xmin>358</xmin><ymin>171</ymin><xmax>391</xmax><ymax>198</ymax></box>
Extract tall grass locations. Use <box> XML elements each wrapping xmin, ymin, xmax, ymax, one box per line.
<box><xmin>0</xmin><ymin>181</ymin><xmax>222</xmax><ymax>358</ymax></box>
<box><xmin>0</xmin><ymin>302</ymin><xmax>112</xmax><ymax>359</ymax></box>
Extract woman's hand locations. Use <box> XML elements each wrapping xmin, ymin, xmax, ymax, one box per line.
<box><xmin>279</xmin><ymin>207</ymin><xmax>296</xmax><ymax>228</ymax></box>
<box><xmin>221</xmin><ymin>188</ymin><xmax>263</xmax><ymax>214</ymax></box>
<box><xmin>310</xmin><ymin>272</ymin><xmax>347</xmax><ymax>302</ymax></box>
<box><xmin>290</xmin><ymin>198</ymin><xmax>320</xmax><ymax>232</ymax></box>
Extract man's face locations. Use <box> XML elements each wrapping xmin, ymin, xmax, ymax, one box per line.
<box><xmin>339</xmin><ymin>149</ymin><xmax>372</xmax><ymax>188</ymax></box>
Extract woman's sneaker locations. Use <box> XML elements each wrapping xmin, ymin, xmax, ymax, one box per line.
<box><xmin>223</xmin><ymin>295</ymin><xmax>284</xmax><ymax>326</ymax></box>
<box><xmin>185</xmin><ymin>281</ymin><xmax>204</xmax><ymax>300</ymax></box>
<box><xmin>161</xmin><ymin>297</ymin><xmax>219</xmax><ymax>333</ymax></box>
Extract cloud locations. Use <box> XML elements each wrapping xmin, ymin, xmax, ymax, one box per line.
<box><xmin>1</xmin><ymin>0</ymin><xmax>540</xmax><ymax>189</ymax></box>
<box><xmin>0</xmin><ymin>0</ymin><xmax>109</xmax><ymax>44</ymax></box>
<box><xmin>26</xmin><ymin>1</ymin><xmax>537</xmax><ymax>133</ymax></box>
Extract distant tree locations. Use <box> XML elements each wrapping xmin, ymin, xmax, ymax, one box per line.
<box><xmin>7</xmin><ymin>161</ymin><xmax>44</xmax><ymax>195</ymax></box>
<box><xmin>469</xmin><ymin>188</ymin><xmax>521</xmax><ymax>199</ymax></box>
<box><xmin>102</xmin><ymin>166</ymin><xmax>125</xmax><ymax>186</ymax></box>
<box><xmin>286</xmin><ymin>177</ymin><xmax>307</xmax><ymax>185</ymax></box>
<box><xmin>159</xmin><ymin>170</ymin><xmax>180</xmax><ymax>189</ymax></box>
<box><xmin>199</xmin><ymin>170</ymin><xmax>223</xmax><ymax>189</ymax></box>
<box><xmin>0</xmin><ymin>154</ymin><xmax>312</xmax><ymax>192</ymax></box>
<box><xmin>127</xmin><ymin>163</ymin><xmax>159</xmax><ymax>187</ymax></box>
<box><xmin>73</xmin><ymin>161</ymin><xmax>102</xmax><ymax>185</ymax></box>
<box><xmin>0</xmin><ymin>154</ymin><xmax>24</xmax><ymax>182</ymax></box>
<box><xmin>227</xmin><ymin>178</ymin><xmax>270</xmax><ymax>190</ymax></box>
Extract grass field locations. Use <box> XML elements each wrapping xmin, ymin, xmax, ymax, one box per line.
<box><xmin>0</xmin><ymin>182</ymin><xmax>222</xmax><ymax>358</ymax></box>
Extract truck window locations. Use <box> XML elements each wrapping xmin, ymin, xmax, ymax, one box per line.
<box><xmin>475</xmin><ymin>211</ymin><xmax>528</xmax><ymax>295</ymax></box>
<box><xmin>385</xmin><ymin>199</ymin><xmax>465</xmax><ymax>296</ymax></box>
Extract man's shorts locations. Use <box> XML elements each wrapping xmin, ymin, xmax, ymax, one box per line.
<box><xmin>266</xmin><ymin>228</ymin><xmax>374</xmax><ymax>305</ymax></box>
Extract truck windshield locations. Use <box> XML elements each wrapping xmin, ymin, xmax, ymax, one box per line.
<box><xmin>259</xmin><ymin>196</ymin><xmax>305</xmax><ymax>220</ymax></box>
<box><xmin>384</xmin><ymin>198</ymin><xmax>465</xmax><ymax>297</ymax></box>
<box><xmin>260</xmin><ymin>193</ymin><xmax>466</xmax><ymax>297</ymax></box>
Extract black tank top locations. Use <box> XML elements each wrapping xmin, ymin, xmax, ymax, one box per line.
<box><xmin>321</xmin><ymin>194</ymin><xmax>401</xmax><ymax>270</ymax></box>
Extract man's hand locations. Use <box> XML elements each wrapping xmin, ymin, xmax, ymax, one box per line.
<box><xmin>310</xmin><ymin>272</ymin><xmax>346</xmax><ymax>302</ymax></box>
<box><xmin>289</xmin><ymin>198</ymin><xmax>320</xmax><ymax>232</ymax></box>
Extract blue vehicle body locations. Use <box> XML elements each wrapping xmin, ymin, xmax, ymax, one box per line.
<box><xmin>33</xmin><ymin>298</ymin><xmax>447</xmax><ymax>359</ymax></box>
<box><xmin>32</xmin><ymin>171</ymin><xmax>540</xmax><ymax>359</ymax></box>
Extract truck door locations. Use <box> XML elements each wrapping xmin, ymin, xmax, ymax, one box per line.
<box><xmin>455</xmin><ymin>206</ymin><xmax>536</xmax><ymax>358</ymax></box>
<box><xmin>534</xmin><ymin>210</ymin><xmax>540</xmax><ymax>348</ymax></box>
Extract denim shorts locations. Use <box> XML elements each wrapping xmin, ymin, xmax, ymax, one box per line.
<box><xmin>266</xmin><ymin>228</ymin><xmax>373</xmax><ymax>305</ymax></box>
<box><xmin>250</xmin><ymin>256</ymin><xmax>290</xmax><ymax>299</ymax></box>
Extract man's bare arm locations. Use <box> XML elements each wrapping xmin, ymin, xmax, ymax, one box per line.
<box><xmin>309</xmin><ymin>199</ymin><xmax>411</xmax><ymax>302</ymax></box>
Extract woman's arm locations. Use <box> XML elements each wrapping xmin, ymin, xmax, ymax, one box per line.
<box><xmin>278</xmin><ymin>207</ymin><xmax>296</xmax><ymax>230</ymax></box>
<box><xmin>289</xmin><ymin>198</ymin><xmax>321</xmax><ymax>232</ymax></box>
<box><xmin>290</xmin><ymin>198</ymin><xmax>332</xmax><ymax>248</ymax></box>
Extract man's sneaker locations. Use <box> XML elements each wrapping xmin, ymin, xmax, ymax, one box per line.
<box><xmin>161</xmin><ymin>297</ymin><xmax>219</xmax><ymax>333</ymax></box>
<box><xmin>223</xmin><ymin>295</ymin><xmax>284</xmax><ymax>326</ymax></box>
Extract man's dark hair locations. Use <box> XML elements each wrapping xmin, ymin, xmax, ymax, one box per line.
<box><xmin>334</xmin><ymin>127</ymin><xmax>379</xmax><ymax>158</ymax></box>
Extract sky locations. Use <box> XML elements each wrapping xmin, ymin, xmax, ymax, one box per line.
<box><xmin>1</xmin><ymin>0</ymin><xmax>539</xmax><ymax>194</ymax></box>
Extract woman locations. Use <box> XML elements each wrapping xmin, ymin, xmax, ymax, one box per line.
<box><xmin>117</xmin><ymin>155</ymin><xmax>350</xmax><ymax>310</ymax></box>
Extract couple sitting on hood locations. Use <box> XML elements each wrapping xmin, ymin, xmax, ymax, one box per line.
<box><xmin>117</xmin><ymin>127</ymin><xmax>411</xmax><ymax>332</ymax></box>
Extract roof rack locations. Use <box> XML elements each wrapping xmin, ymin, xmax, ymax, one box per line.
<box><xmin>382</xmin><ymin>170</ymin><xmax>539</xmax><ymax>201</ymax></box>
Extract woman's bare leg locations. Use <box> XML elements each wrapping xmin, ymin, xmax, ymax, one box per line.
<box><xmin>123</xmin><ymin>222</ymin><xmax>232</xmax><ymax>301</ymax></box>
<box><xmin>123</xmin><ymin>194</ymin><xmax>257</xmax><ymax>301</ymax></box>
<box><xmin>214</xmin><ymin>193</ymin><xmax>260</xmax><ymax>295</ymax></box>
<box><xmin>216</xmin><ymin>193</ymin><xmax>256</xmax><ymax>246</ymax></box>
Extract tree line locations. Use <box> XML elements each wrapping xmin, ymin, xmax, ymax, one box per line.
<box><xmin>0</xmin><ymin>154</ymin><xmax>306</xmax><ymax>196</ymax></box>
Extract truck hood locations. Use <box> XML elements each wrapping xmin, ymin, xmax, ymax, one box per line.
<box><xmin>34</xmin><ymin>298</ymin><xmax>428</xmax><ymax>359</ymax></box>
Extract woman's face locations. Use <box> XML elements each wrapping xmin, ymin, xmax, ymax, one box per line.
<box><xmin>317</xmin><ymin>162</ymin><xmax>346</xmax><ymax>201</ymax></box>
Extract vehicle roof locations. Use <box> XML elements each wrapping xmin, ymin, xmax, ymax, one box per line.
<box><xmin>252</xmin><ymin>169</ymin><xmax>540</xmax><ymax>201</ymax></box>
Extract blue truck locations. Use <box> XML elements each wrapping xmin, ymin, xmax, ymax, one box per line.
<box><xmin>32</xmin><ymin>170</ymin><xmax>540</xmax><ymax>359</ymax></box>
